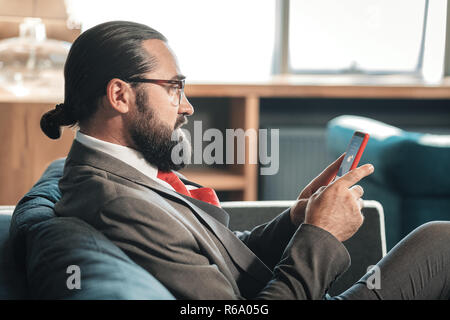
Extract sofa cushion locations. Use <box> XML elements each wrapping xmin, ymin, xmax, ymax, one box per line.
<box><xmin>26</xmin><ymin>215</ymin><xmax>174</xmax><ymax>299</ymax></box>
<box><xmin>10</xmin><ymin>158</ymin><xmax>174</xmax><ymax>299</ymax></box>
<box><xmin>10</xmin><ymin>158</ymin><xmax>66</xmax><ymax>264</ymax></box>
<box><xmin>327</xmin><ymin>115</ymin><xmax>450</xmax><ymax>249</ymax></box>
<box><xmin>387</xmin><ymin>137</ymin><xmax>450</xmax><ymax>196</ymax></box>
<box><xmin>327</xmin><ymin>115</ymin><xmax>450</xmax><ymax>195</ymax></box>
<box><xmin>0</xmin><ymin>213</ymin><xmax>28</xmax><ymax>299</ymax></box>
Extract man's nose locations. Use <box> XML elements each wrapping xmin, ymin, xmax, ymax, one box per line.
<box><xmin>178</xmin><ymin>94</ymin><xmax>194</xmax><ymax>116</ymax></box>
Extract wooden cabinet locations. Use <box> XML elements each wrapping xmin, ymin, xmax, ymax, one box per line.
<box><xmin>1</xmin><ymin>76</ymin><xmax>450</xmax><ymax>205</ymax></box>
<box><xmin>0</xmin><ymin>100</ymin><xmax>75</xmax><ymax>205</ymax></box>
<box><xmin>0</xmin><ymin>90</ymin><xmax>261</xmax><ymax>204</ymax></box>
<box><xmin>182</xmin><ymin>77</ymin><xmax>450</xmax><ymax>202</ymax></box>
<box><xmin>179</xmin><ymin>95</ymin><xmax>260</xmax><ymax>201</ymax></box>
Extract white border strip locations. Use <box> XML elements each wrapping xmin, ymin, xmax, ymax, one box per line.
<box><xmin>0</xmin><ymin>206</ymin><xmax>15</xmax><ymax>215</ymax></box>
<box><xmin>361</xmin><ymin>200</ymin><xmax>387</xmax><ymax>257</ymax></box>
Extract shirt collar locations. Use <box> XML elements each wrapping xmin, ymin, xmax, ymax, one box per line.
<box><xmin>74</xmin><ymin>131</ymin><xmax>200</xmax><ymax>191</ymax></box>
<box><xmin>75</xmin><ymin>131</ymin><xmax>169</xmax><ymax>187</ymax></box>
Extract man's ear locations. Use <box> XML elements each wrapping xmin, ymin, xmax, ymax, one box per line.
<box><xmin>105</xmin><ymin>78</ymin><xmax>133</xmax><ymax>114</ymax></box>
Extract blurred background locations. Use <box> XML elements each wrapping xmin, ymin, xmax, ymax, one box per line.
<box><xmin>0</xmin><ymin>0</ymin><xmax>449</xmax><ymax>248</ymax></box>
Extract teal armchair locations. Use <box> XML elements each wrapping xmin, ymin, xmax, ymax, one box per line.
<box><xmin>327</xmin><ymin>115</ymin><xmax>450</xmax><ymax>250</ymax></box>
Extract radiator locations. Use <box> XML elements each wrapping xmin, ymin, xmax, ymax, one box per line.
<box><xmin>259</xmin><ymin>127</ymin><xmax>330</xmax><ymax>200</ymax></box>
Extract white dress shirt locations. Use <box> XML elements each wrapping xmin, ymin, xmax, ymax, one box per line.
<box><xmin>75</xmin><ymin>131</ymin><xmax>179</xmax><ymax>192</ymax></box>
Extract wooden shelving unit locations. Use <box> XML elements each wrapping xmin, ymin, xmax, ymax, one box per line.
<box><xmin>181</xmin><ymin>75</ymin><xmax>450</xmax><ymax>201</ymax></box>
<box><xmin>1</xmin><ymin>0</ymin><xmax>449</xmax><ymax>204</ymax></box>
<box><xmin>179</xmin><ymin>94</ymin><xmax>260</xmax><ymax>201</ymax></box>
<box><xmin>185</xmin><ymin>75</ymin><xmax>450</xmax><ymax>99</ymax></box>
<box><xmin>1</xmin><ymin>76</ymin><xmax>450</xmax><ymax>205</ymax></box>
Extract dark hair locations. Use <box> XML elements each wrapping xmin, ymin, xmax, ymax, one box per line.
<box><xmin>40</xmin><ymin>20</ymin><xmax>167</xmax><ymax>139</ymax></box>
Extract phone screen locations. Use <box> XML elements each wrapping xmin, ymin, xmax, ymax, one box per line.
<box><xmin>336</xmin><ymin>133</ymin><xmax>367</xmax><ymax>178</ymax></box>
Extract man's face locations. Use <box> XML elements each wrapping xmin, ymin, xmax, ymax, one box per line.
<box><xmin>126</xmin><ymin>39</ymin><xmax>194</xmax><ymax>172</ymax></box>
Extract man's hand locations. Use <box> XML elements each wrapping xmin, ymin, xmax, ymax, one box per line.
<box><xmin>304</xmin><ymin>164</ymin><xmax>374</xmax><ymax>242</ymax></box>
<box><xmin>290</xmin><ymin>154</ymin><xmax>346</xmax><ymax>226</ymax></box>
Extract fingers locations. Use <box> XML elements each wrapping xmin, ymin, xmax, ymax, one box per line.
<box><xmin>349</xmin><ymin>185</ymin><xmax>364</xmax><ymax>210</ymax></box>
<box><xmin>349</xmin><ymin>185</ymin><xmax>364</xmax><ymax>199</ymax></box>
<box><xmin>312</xmin><ymin>185</ymin><xmax>327</xmax><ymax>196</ymax></box>
<box><xmin>335</xmin><ymin>164</ymin><xmax>374</xmax><ymax>188</ymax></box>
<box><xmin>304</xmin><ymin>154</ymin><xmax>347</xmax><ymax>194</ymax></box>
<box><xmin>319</xmin><ymin>153</ymin><xmax>346</xmax><ymax>186</ymax></box>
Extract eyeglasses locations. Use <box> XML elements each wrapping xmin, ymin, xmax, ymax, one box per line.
<box><xmin>125</xmin><ymin>77</ymin><xmax>185</xmax><ymax>106</ymax></box>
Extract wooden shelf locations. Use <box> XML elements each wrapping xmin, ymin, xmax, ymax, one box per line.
<box><xmin>2</xmin><ymin>76</ymin><xmax>450</xmax><ymax>104</ymax></box>
<box><xmin>185</xmin><ymin>75</ymin><xmax>450</xmax><ymax>99</ymax></box>
<box><xmin>180</xmin><ymin>168</ymin><xmax>246</xmax><ymax>191</ymax></box>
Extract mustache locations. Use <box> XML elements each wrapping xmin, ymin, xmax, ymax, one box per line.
<box><xmin>175</xmin><ymin>116</ymin><xmax>188</xmax><ymax>129</ymax></box>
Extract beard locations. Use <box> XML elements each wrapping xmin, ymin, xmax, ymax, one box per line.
<box><xmin>128</xmin><ymin>87</ymin><xmax>191</xmax><ymax>172</ymax></box>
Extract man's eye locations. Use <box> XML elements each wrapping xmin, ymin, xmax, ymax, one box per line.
<box><xmin>168</xmin><ymin>86</ymin><xmax>178</xmax><ymax>93</ymax></box>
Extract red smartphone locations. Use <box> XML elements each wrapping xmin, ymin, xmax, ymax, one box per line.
<box><xmin>335</xmin><ymin>131</ymin><xmax>370</xmax><ymax>179</ymax></box>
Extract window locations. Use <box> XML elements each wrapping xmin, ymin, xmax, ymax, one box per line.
<box><xmin>281</xmin><ymin>0</ymin><xmax>448</xmax><ymax>82</ymax></box>
<box><xmin>288</xmin><ymin>0</ymin><xmax>428</xmax><ymax>74</ymax></box>
<box><xmin>65</xmin><ymin>0</ymin><xmax>448</xmax><ymax>82</ymax></box>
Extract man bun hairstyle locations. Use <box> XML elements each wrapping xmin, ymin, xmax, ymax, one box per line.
<box><xmin>40</xmin><ymin>20</ymin><xmax>167</xmax><ymax>139</ymax></box>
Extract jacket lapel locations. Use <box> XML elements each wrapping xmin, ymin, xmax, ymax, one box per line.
<box><xmin>149</xmin><ymin>187</ymin><xmax>273</xmax><ymax>284</ymax></box>
<box><xmin>66</xmin><ymin>140</ymin><xmax>273</xmax><ymax>284</ymax></box>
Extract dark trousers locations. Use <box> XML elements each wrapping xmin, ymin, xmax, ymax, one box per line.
<box><xmin>335</xmin><ymin>221</ymin><xmax>450</xmax><ymax>300</ymax></box>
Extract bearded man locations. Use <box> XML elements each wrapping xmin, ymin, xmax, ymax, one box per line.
<box><xmin>39</xmin><ymin>21</ymin><xmax>450</xmax><ymax>300</ymax></box>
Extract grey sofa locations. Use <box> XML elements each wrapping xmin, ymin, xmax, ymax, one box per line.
<box><xmin>0</xmin><ymin>198</ymin><xmax>385</xmax><ymax>299</ymax></box>
<box><xmin>224</xmin><ymin>200</ymin><xmax>386</xmax><ymax>296</ymax></box>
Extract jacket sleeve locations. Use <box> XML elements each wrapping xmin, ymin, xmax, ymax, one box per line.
<box><xmin>256</xmin><ymin>223</ymin><xmax>350</xmax><ymax>299</ymax></box>
<box><xmin>234</xmin><ymin>209</ymin><xmax>351</xmax><ymax>299</ymax></box>
<box><xmin>96</xmin><ymin>197</ymin><xmax>350</xmax><ymax>300</ymax></box>
<box><xmin>233</xmin><ymin>208</ymin><xmax>298</xmax><ymax>270</ymax></box>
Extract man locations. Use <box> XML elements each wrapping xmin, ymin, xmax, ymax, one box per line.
<box><xmin>41</xmin><ymin>21</ymin><xmax>450</xmax><ymax>299</ymax></box>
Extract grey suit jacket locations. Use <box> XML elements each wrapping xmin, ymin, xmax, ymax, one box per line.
<box><xmin>55</xmin><ymin>140</ymin><xmax>350</xmax><ymax>299</ymax></box>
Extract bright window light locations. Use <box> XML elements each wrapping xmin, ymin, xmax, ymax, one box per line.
<box><xmin>421</xmin><ymin>0</ymin><xmax>448</xmax><ymax>83</ymax></box>
<box><xmin>288</xmin><ymin>0</ymin><xmax>428</xmax><ymax>74</ymax></box>
<box><xmin>65</xmin><ymin>0</ymin><xmax>276</xmax><ymax>82</ymax></box>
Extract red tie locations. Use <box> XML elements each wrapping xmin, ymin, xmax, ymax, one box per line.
<box><xmin>157</xmin><ymin>170</ymin><xmax>221</xmax><ymax>207</ymax></box>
